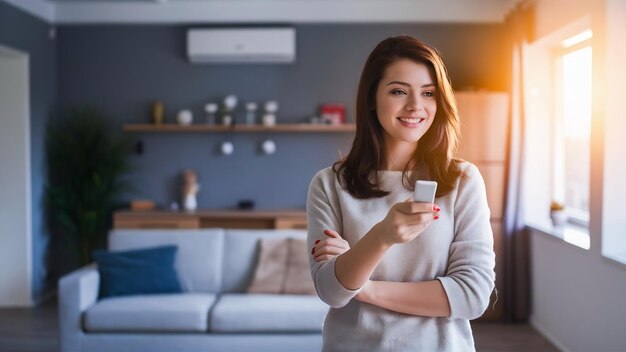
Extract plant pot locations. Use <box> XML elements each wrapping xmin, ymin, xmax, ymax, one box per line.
<box><xmin>550</xmin><ymin>210</ymin><xmax>568</xmax><ymax>227</ymax></box>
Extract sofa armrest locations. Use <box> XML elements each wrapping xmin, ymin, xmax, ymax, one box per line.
<box><xmin>58</xmin><ymin>264</ymin><xmax>99</xmax><ymax>352</ymax></box>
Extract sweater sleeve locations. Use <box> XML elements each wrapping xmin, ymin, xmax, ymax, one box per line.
<box><xmin>436</xmin><ymin>163</ymin><xmax>496</xmax><ymax>320</ymax></box>
<box><xmin>306</xmin><ymin>170</ymin><xmax>361</xmax><ymax>308</ymax></box>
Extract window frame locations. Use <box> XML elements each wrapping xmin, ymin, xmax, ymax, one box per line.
<box><xmin>552</xmin><ymin>37</ymin><xmax>592</xmax><ymax>229</ymax></box>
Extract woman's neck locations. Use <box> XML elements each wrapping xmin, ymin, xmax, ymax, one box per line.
<box><xmin>382</xmin><ymin>139</ymin><xmax>418</xmax><ymax>171</ymax></box>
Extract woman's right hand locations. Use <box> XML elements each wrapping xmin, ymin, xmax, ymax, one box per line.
<box><xmin>375</xmin><ymin>198</ymin><xmax>440</xmax><ymax>245</ymax></box>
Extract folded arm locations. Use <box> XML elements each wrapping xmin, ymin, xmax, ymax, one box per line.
<box><xmin>356</xmin><ymin>280</ymin><xmax>451</xmax><ymax>317</ymax></box>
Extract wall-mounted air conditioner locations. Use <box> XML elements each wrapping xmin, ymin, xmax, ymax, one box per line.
<box><xmin>187</xmin><ymin>27</ymin><xmax>296</xmax><ymax>64</ymax></box>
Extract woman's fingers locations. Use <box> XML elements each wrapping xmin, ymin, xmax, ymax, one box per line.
<box><xmin>313</xmin><ymin>240</ymin><xmax>349</xmax><ymax>255</ymax></box>
<box><xmin>323</xmin><ymin>238</ymin><xmax>349</xmax><ymax>248</ymax></box>
<box><xmin>323</xmin><ymin>229</ymin><xmax>341</xmax><ymax>238</ymax></box>
<box><xmin>314</xmin><ymin>246</ymin><xmax>345</xmax><ymax>257</ymax></box>
<box><xmin>314</xmin><ymin>254</ymin><xmax>339</xmax><ymax>262</ymax></box>
<box><xmin>311</xmin><ymin>230</ymin><xmax>350</xmax><ymax>261</ymax></box>
<box><xmin>396</xmin><ymin>201</ymin><xmax>440</xmax><ymax>214</ymax></box>
<box><xmin>312</xmin><ymin>239</ymin><xmax>350</xmax><ymax>260</ymax></box>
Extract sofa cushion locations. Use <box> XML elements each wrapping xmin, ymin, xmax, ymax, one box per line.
<box><xmin>247</xmin><ymin>238</ymin><xmax>288</xmax><ymax>294</ymax></box>
<box><xmin>284</xmin><ymin>238</ymin><xmax>317</xmax><ymax>295</ymax></box>
<box><xmin>210</xmin><ymin>294</ymin><xmax>328</xmax><ymax>333</ymax></box>
<box><xmin>247</xmin><ymin>238</ymin><xmax>316</xmax><ymax>295</ymax></box>
<box><xmin>92</xmin><ymin>245</ymin><xmax>182</xmax><ymax>299</ymax></box>
<box><xmin>109</xmin><ymin>229</ymin><xmax>224</xmax><ymax>293</ymax></box>
<box><xmin>222</xmin><ymin>229</ymin><xmax>307</xmax><ymax>293</ymax></box>
<box><xmin>84</xmin><ymin>293</ymin><xmax>216</xmax><ymax>332</ymax></box>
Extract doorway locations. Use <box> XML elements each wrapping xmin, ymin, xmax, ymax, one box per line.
<box><xmin>0</xmin><ymin>44</ymin><xmax>32</xmax><ymax>307</ymax></box>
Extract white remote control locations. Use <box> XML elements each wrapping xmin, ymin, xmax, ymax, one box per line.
<box><xmin>413</xmin><ymin>180</ymin><xmax>438</xmax><ymax>203</ymax></box>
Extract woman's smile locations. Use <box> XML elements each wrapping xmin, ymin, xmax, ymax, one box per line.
<box><xmin>397</xmin><ymin>116</ymin><xmax>426</xmax><ymax>127</ymax></box>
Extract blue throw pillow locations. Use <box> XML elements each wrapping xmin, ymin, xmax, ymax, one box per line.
<box><xmin>92</xmin><ymin>245</ymin><xmax>182</xmax><ymax>299</ymax></box>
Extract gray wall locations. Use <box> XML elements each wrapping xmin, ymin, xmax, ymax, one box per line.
<box><xmin>529</xmin><ymin>229</ymin><xmax>626</xmax><ymax>351</ymax></box>
<box><xmin>57</xmin><ymin>24</ymin><xmax>510</xmax><ymax>210</ymax></box>
<box><xmin>0</xmin><ymin>2</ymin><xmax>57</xmax><ymax>302</ymax></box>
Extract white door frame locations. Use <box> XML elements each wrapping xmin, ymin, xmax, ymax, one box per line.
<box><xmin>0</xmin><ymin>43</ymin><xmax>32</xmax><ymax>307</ymax></box>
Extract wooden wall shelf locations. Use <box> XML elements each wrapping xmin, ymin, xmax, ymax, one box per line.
<box><xmin>123</xmin><ymin>123</ymin><xmax>355</xmax><ymax>133</ymax></box>
<box><xmin>113</xmin><ymin>209</ymin><xmax>308</xmax><ymax>230</ymax></box>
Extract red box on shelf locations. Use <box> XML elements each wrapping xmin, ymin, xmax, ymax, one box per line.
<box><xmin>320</xmin><ymin>103</ymin><xmax>346</xmax><ymax>125</ymax></box>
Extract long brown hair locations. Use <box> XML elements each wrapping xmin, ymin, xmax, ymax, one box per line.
<box><xmin>334</xmin><ymin>35</ymin><xmax>462</xmax><ymax>199</ymax></box>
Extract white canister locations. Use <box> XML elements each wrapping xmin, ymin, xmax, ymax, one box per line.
<box><xmin>177</xmin><ymin>110</ymin><xmax>193</xmax><ymax>125</ymax></box>
<box><xmin>222</xmin><ymin>114</ymin><xmax>233</xmax><ymax>126</ymax></box>
<box><xmin>262</xmin><ymin>113</ymin><xmax>276</xmax><ymax>127</ymax></box>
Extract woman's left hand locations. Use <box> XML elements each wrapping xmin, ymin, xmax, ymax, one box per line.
<box><xmin>312</xmin><ymin>229</ymin><xmax>350</xmax><ymax>262</ymax></box>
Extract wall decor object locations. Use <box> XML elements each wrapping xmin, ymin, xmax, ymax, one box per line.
<box><xmin>221</xmin><ymin>94</ymin><xmax>238</xmax><ymax>126</ymax></box>
<box><xmin>152</xmin><ymin>101</ymin><xmax>164</xmax><ymax>125</ymax></box>
<box><xmin>177</xmin><ymin>110</ymin><xmax>193</xmax><ymax>125</ymax></box>
<box><xmin>204</xmin><ymin>103</ymin><xmax>218</xmax><ymax>125</ymax></box>
<box><xmin>262</xmin><ymin>100</ymin><xmax>278</xmax><ymax>126</ymax></box>
<box><xmin>320</xmin><ymin>103</ymin><xmax>345</xmax><ymax>125</ymax></box>
<box><xmin>261</xmin><ymin>139</ymin><xmax>276</xmax><ymax>155</ymax></box>
<box><xmin>245</xmin><ymin>102</ymin><xmax>258</xmax><ymax>125</ymax></box>
<box><xmin>220</xmin><ymin>140</ymin><xmax>234</xmax><ymax>156</ymax></box>
<box><xmin>181</xmin><ymin>170</ymin><xmax>200</xmax><ymax>211</ymax></box>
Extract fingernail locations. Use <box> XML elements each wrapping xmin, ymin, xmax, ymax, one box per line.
<box><xmin>312</xmin><ymin>247</ymin><xmax>316</xmax><ymax>254</ymax></box>
<box><xmin>315</xmin><ymin>240</ymin><xmax>320</xmax><ymax>244</ymax></box>
<box><xmin>435</xmin><ymin>206</ymin><xmax>441</xmax><ymax>212</ymax></box>
<box><xmin>434</xmin><ymin>215</ymin><xmax>440</xmax><ymax>220</ymax></box>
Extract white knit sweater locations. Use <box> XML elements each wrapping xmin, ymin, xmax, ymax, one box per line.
<box><xmin>306</xmin><ymin>161</ymin><xmax>496</xmax><ymax>352</ymax></box>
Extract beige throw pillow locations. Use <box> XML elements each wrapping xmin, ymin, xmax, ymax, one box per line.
<box><xmin>247</xmin><ymin>237</ymin><xmax>316</xmax><ymax>295</ymax></box>
<box><xmin>284</xmin><ymin>238</ymin><xmax>316</xmax><ymax>295</ymax></box>
<box><xmin>247</xmin><ymin>238</ymin><xmax>288</xmax><ymax>294</ymax></box>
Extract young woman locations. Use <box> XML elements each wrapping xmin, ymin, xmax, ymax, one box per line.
<box><xmin>307</xmin><ymin>35</ymin><xmax>496</xmax><ymax>351</ymax></box>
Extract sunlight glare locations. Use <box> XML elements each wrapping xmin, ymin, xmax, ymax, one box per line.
<box><xmin>562</xmin><ymin>46</ymin><xmax>592</xmax><ymax>140</ymax></box>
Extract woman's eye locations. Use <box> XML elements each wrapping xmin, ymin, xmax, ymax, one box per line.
<box><xmin>391</xmin><ymin>89</ymin><xmax>407</xmax><ymax>95</ymax></box>
<box><xmin>422</xmin><ymin>91</ymin><xmax>435</xmax><ymax>97</ymax></box>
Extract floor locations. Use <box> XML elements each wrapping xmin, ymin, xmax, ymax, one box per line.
<box><xmin>0</xmin><ymin>300</ymin><xmax>560</xmax><ymax>352</ymax></box>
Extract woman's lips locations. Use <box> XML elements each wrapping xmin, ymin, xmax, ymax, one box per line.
<box><xmin>397</xmin><ymin>117</ymin><xmax>425</xmax><ymax>127</ymax></box>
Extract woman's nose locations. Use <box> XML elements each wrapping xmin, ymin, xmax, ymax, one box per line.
<box><xmin>405</xmin><ymin>94</ymin><xmax>422</xmax><ymax>112</ymax></box>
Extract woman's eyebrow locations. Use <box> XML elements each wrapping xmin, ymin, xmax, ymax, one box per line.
<box><xmin>385</xmin><ymin>81</ymin><xmax>436</xmax><ymax>88</ymax></box>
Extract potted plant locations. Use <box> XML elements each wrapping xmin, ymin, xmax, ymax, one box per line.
<box><xmin>550</xmin><ymin>201</ymin><xmax>567</xmax><ymax>227</ymax></box>
<box><xmin>46</xmin><ymin>107</ymin><xmax>134</xmax><ymax>273</ymax></box>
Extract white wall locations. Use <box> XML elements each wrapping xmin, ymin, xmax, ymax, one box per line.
<box><xmin>528</xmin><ymin>0</ymin><xmax>626</xmax><ymax>351</ymax></box>
<box><xmin>601</xmin><ymin>0</ymin><xmax>626</xmax><ymax>263</ymax></box>
<box><xmin>0</xmin><ymin>45</ymin><xmax>32</xmax><ymax>307</ymax></box>
<box><xmin>533</xmin><ymin>0</ymin><xmax>600</xmax><ymax>39</ymax></box>
<box><xmin>529</xmin><ymin>229</ymin><xmax>626</xmax><ymax>352</ymax></box>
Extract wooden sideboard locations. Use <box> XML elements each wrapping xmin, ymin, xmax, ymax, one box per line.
<box><xmin>456</xmin><ymin>91</ymin><xmax>509</xmax><ymax>322</ymax></box>
<box><xmin>113</xmin><ymin>209</ymin><xmax>308</xmax><ymax>230</ymax></box>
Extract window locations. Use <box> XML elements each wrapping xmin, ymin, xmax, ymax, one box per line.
<box><xmin>523</xmin><ymin>24</ymin><xmax>592</xmax><ymax>250</ymax></box>
<box><xmin>553</xmin><ymin>33</ymin><xmax>592</xmax><ymax>247</ymax></box>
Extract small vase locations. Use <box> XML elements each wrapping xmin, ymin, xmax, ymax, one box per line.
<box><xmin>183</xmin><ymin>194</ymin><xmax>197</xmax><ymax>211</ymax></box>
<box><xmin>222</xmin><ymin>114</ymin><xmax>233</xmax><ymax>126</ymax></box>
<box><xmin>550</xmin><ymin>210</ymin><xmax>567</xmax><ymax>227</ymax></box>
<box><xmin>262</xmin><ymin>113</ymin><xmax>276</xmax><ymax>126</ymax></box>
<box><xmin>152</xmin><ymin>101</ymin><xmax>164</xmax><ymax>125</ymax></box>
<box><xmin>177</xmin><ymin>110</ymin><xmax>193</xmax><ymax>125</ymax></box>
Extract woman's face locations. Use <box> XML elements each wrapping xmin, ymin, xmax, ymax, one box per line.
<box><xmin>375</xmin><ymin>59</ymin><xmax>437</xmax><ymax>148</ymax></box>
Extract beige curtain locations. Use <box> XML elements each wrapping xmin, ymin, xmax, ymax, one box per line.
<box><xmin>503</xmin><ymin>0</ymin><xmax>534</xmax><ymax>323</ymax></box>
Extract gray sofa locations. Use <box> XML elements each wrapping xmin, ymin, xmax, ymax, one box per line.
<box><xmin>58</xmin><ymin>228</ymin><xmax>327</xmax><ymax>352</ymax></box>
